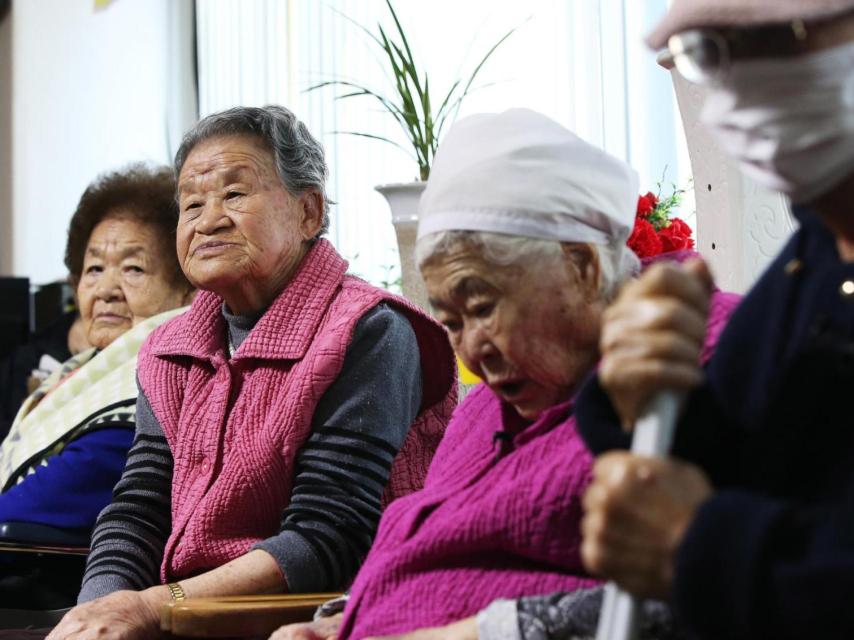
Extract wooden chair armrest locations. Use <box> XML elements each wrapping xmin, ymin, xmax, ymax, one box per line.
<box><xmin>0</xmin><ymin>522</ymin><xmax>90</xmax><ymax>556</ymax></box>
<box><xmin>161</xmin><ymin>592</ymin><xmax>344</xmax><ymax>638</ymax></box>
<box><xmin>0</xmin><ymin>540</ymin><xmax>89</xmax><ymax>556</ymax></box>
<box><xmin>0</xmin><ymin>607</ymin><xmax>72</xmax><ymax>630</ymax></box>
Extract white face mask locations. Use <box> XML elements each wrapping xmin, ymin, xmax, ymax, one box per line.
<box><xmin>700</xmin><ymin>40</ymin><xmax>854</xmax><ymax>204</ymax></box>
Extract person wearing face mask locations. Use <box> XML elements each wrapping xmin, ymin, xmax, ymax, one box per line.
<box><xmin>576</xmin><ymin>2</ymin><xmax>854</xmax><ymax>640</ymax></box>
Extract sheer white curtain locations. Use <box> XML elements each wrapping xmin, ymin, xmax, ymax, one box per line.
<box><xmin>196</xmin><ymin>0</ymin><xmax>689</xmax><ymax>286</ymax></box>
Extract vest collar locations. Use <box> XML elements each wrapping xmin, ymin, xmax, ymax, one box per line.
<box><xmin>153</xmin><ymin>239</ymin><xmax>348</xmax><ymax>362</ymax></box>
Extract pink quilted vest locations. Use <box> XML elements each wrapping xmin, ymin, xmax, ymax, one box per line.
<box><xmin>136</xmin><ymin>239</ymin><xmax>457</xmax><ymax>581</ymax></box>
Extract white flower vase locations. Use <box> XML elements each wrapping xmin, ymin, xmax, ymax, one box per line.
<box><xmin>376</xmin><ymin>181</ymin><xmax>479</xmax><ymax>401</ymax></box>
<box><xmin>375</xmin><ymin>181</ymin><xmax>429</xmax><ymax>310</ymax></box>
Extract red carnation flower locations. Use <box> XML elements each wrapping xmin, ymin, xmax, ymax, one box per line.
<box><xmin>636</xmin><ymin>191</ymin><xmax>658</xmax><ymax>218</ymax></box>
<box><xmin>627</xmin><ymin>217</ymin><xmax>663</xmax><ymax>258</ymax></box>
<box><xmin>659</xmin><ymin>217</ymin><xmax>695</xmax><ymax>252</ymax></box>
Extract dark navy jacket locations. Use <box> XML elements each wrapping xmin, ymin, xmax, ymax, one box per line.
<box><xmin>577</xmin><ymin>208</ymin><xmax>854</xmax><ymax>640</ymax></box>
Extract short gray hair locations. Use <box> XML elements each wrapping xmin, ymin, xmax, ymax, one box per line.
<box><xmin>174</xmin><ymin>105</ymin><xmax>330</xmax><ymax>235</ymax></box>
<box><xmin>415</xmin><ymin>230</ymin><xmax>639</xmax><ymax>301</ymax></box>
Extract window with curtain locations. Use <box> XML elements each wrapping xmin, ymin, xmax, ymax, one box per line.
<box><xmin>195</xmin><ymin>0</ymin><xmax>691</xmax><ymax>287</ymax></box>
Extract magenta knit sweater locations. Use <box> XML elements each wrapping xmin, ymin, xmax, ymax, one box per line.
<box><xmin>339</xmin><ymin>385</ymin><xmax>601</xmax><ymax>639</ymax></box>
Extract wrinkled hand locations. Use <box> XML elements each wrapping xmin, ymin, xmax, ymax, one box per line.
<box><xmin>364</xmin><ymin>616</ymin><xmax>477</xmax><ymax>640</ymax></box>
<box><xmin>269</xmin><ymin>613</ymin><xmax>342</xmax><ymax>640</ymax></box>
<box><xmin>46</xmin><ymin>589</ymin><xmax>163</xmax><ymax>640</ymax></box>
<box><xmin>599</xmin><ymin>259</ymin><xmax>713</xmax><ymax>429</ymax></box>
<box><xmin>581</xmin><ymin>451</ymin><xmax>712</xmax><ymax>599</ymax></box>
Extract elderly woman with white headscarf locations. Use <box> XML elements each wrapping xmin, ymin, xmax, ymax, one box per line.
<box><xmin>270</xmin><ymin>109</ymin><xmax>739</xmax><ymax>640</ymax></box>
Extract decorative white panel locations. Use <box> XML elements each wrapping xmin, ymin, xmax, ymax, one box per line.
<box><xmin>742</xmin><ymin>179</ymin><xmax>798</xmax><ymax>284</ymax></box>
<box><xmin>668</xmin><ymin>69</ymin><xmax>797</xmax><ymax>293</ymax></box>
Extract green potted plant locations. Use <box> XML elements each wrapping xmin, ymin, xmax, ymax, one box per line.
<box><xmin>309</xmin><ymin>0</ymin><xmax>514</xmax><ymax>181</ymax></box>
<box><xmin>308</xmin><ymin>0</ymin><xmax>515</xmax><ymax>305</ymax></box>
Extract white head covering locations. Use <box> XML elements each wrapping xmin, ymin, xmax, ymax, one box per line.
<box><xmin>417</xmin><ymin>109</ymin><xmax>639</xmax><ymax>249</ymax></box>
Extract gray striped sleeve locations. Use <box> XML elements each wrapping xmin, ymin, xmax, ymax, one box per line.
<box><xmin>254</xmin><ymin>304</ymin><xmax>422</xmax><ymax>592</ymax></box>
<box><xmin>77</xmin><ymin>389</ymin><xmax>173</xmax><ymax>603</ymax></box>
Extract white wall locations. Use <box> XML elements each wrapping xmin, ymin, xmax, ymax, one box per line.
<box><xmin>7</xmin><ymin>0</ymin><xmax>195</xmax><ymax>284</ymax></box>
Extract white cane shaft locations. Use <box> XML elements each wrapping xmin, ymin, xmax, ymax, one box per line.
<box><xmin>593</xmin><ymin>392</ymin><xmax>681</xmax><ymax>640</ymax></box>
<box><xmin>595</xmin><ymin>583</ymin><xmax>617</xmax><ymax>640</ymax></box>
<box><xmin>596</xmin><ymin>584</ymin><xmax>640</xmax><ymax>640</ymax></box>
<box><xmin>631</xmin><ymin>392</ymin><xmax>680</xmax><ymax>456</ymax></box>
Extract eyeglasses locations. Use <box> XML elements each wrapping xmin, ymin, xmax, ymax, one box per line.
<box><xmin>667</xmin><ymin>30</ymin><xmax>730</xmax><ymax>84</ymax></box>
<box><xmin>666</xmin><ymin>20</ymin><xmax>809</xmax><ymax>85</ymax></box>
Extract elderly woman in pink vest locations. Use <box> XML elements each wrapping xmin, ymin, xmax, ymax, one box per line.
<box><xmin>270</xmin><ymin>109</ymin><xmax>738</xmax><ymax>640</ymax></box>
<box><xmin>47</xmin><ymin>105</ymin><xmax>456</xmax><ymax>640</ymax></box>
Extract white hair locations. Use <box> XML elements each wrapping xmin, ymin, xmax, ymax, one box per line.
<box><xmin>415</xmin><ymin>230</ymin><xmax>639</xmax><ymax>301</ymax></box>
<box><xmin>174</xmin><ymin>105</ymin><xmax>331</xmax><ymax>235</ymax></box>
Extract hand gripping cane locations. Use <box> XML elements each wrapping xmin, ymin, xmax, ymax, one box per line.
<box><xmin>594</xmin><ymin>391</ymin><xmax>682</xmax><ymax>640</ymax></box>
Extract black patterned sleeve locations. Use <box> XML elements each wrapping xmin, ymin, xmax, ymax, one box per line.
<box><xmin>477</xmin><ymin>588</ymin><xmax>687</xmax><ymax>640</ymax></box>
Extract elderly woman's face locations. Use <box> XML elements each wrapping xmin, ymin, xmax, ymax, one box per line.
<box><xmin>77</xmin><ymin>215</ymin><xmax>189</xmax><ymax>350</ymax></box>
<box><xmin>423</xmin><ymin>245</ymin><xmax>604</xmax><ymax>421</ymax></box>
<box><xmin>176</xmin><ymin>135</ymin><xmax>319</xmax><ymax>310</ymax></box>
